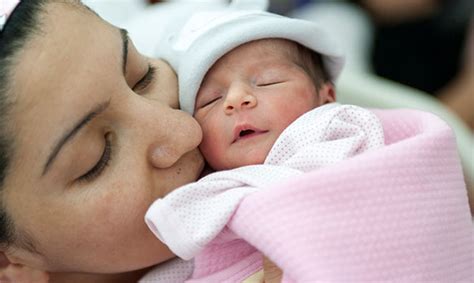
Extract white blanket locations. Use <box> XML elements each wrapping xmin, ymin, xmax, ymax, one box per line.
<box><xmin>145</xmin><ymin>103</ymin><xmax>384</xmax><ymax>260</ymax></box>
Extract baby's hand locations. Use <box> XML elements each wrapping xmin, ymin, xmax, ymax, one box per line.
<box><xmin>263</xmin><ymin>256</ymin><xmax>282</xmax><ymax>283</ymax></box>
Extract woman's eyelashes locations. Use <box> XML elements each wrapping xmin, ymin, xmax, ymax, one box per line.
<box><xmin>76</xmin><ymin>63</ymin><xmax>155</xmax><ymax>183</ymax></box>
<box><xmin>133</xmin><ymin>63</ymin><xmax>157</xmax><ymax>92</ymax></box>
<box><xmin>77</xmin><ymin>133</ymin><xmax>113</xmax><ymax>183</ymax></box>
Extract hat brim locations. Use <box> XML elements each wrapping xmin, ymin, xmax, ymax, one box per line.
<box><xmin>178</xmin><ymin>13</ymin><xmax>345</xmax><ymax>113</ymax></box>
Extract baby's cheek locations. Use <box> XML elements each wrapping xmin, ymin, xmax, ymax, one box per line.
<box><xmin>198</xmin><ymin>137</ymin><xmax>222</xmax><ymax>167</ymax></box>
<box><xmin>198</xmin><ymin>138</ymin><xmax>214</xmax><ymax>161</ymax></box>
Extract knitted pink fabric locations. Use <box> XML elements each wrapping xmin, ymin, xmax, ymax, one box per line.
<box><xmin>189</xmin><ymin>109</ymin><xmax>472</xmax><ymax>282</ymax></box>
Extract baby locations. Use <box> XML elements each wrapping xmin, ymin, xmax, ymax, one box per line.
<box><xmin>194</xmin><ymin>38</ymin><xmax>336</xmax><ymax>171</ymax></box>
<box><xmin>145</xmin><ymin>2</ymin><xmax>385</xmax><ymax>281</ymax></box>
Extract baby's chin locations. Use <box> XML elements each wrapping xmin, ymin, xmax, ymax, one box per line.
<box><xmin>226</xmin><ymin>152</ymin><xmax>268</xmax><ymax>170</ymax></box>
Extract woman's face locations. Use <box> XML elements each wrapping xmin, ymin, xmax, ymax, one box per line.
<box><xmin>2</xmin><ymin>3</ymin><xmax>203</xmax><ymax>274</ymax></box>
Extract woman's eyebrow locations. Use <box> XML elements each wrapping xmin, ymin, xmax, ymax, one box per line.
<box><xmin>42</xmin><ymin>100</ymin><xmax>111</xmax><ymax>177</ymax></box>
<box><xmin>120</xmin><ymin>28</ymin><xmax>129</xmax><ymax>75</ymax></box>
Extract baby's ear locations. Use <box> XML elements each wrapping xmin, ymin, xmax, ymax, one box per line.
<box><xmin>0</xmin><ymin>252</ymin><xmax>49</xmax><ymax>283</ymax></box>
<box><xmin>230</xmin><ymin>0</ymin><xmax>269</xmax><ymax>11</ymax></box>
<box><xmin>318</xmin><ymin>83</ymin><xmax>336</xmax><ymax>105</ymax></box>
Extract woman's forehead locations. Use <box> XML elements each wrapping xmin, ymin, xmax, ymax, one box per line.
<box><xmin>8</xmin><ymin>3</ymin><xmax>121</xmax><ymax>162</ymax></box>
<box><xmin>12</xmin><ymin>3</ymin><xmax>119</xmax><ymax>104</ymax></box>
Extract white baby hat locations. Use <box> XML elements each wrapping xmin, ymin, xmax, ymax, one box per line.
<box><xmin>153</xmin><ymin>0</ymin><xmax>345</xmax><ymax>114</ymax></box>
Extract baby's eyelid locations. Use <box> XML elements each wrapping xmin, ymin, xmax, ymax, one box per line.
<box><xmin>198</xmin><ymin>92</ymin><xmax>221</xmax><ymax>108</ymax></box>
<box><xmin>196</xmin><ymin>93</ymin><xmax>208</xmax><ymax>107</ymax></box>
<box><xmin>256</xmin><ymin>80</ymin><xmax>283</xmax><ymax>87</ymax></box>
<box><xmin>255</xmin><ymin>73</ymin><xmax>283</xmax><ymax>84</ymax></box>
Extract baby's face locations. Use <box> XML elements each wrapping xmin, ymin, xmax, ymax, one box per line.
<box><xmin>194</xmin><ymin>39</ymin><xmax>333</xmax><ymax>170</ymax></box>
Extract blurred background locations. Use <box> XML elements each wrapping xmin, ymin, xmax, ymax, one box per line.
<box><xmin>84</xmin><ymin>0</ymin><xmax>473</xmax><ymax>131</ymax></box>
<box><xmin>82</xmin><ymin>0</ymin><xmax>473</xmax><ymax>211</ymax></box>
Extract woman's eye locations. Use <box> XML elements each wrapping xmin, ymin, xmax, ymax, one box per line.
<box><xmin>77</xmin><ymin>133</ymin><xmax>113</xmax><ymax>182</ymax></box>
<box><xmin>133</xmin><ymin>63</ymin><xmax>156</xmax><ymax>92</ymax></box>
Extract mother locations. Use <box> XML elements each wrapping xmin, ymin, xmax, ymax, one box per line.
<box><xmin>0</xmin><ymin>0</ymin><xmax>208</xmax><ymax>281</ymax></box>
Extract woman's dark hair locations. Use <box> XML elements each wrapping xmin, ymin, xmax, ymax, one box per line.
<box><xmin>0</xmin><ymin>0</ymin><xmax>49</xmax><ymax>248</ymax></box>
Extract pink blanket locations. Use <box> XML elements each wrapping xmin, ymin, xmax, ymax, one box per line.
<box><xmin>141</xmin><ymin>109</ymin><xmax>473</xmax><ymax>282</ymax></box>
<box><xmin>224</xmin><ymin>109</ymin><xmax>473</xmax><ymax>282</ymax></box>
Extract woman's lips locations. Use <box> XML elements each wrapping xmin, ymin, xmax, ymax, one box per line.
<box><xmin>232</xmin><ymin>124</ymin><xmax>268</xmax><ymax>143</ymax></box>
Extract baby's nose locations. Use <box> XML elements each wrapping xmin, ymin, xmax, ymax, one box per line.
<box><xmin>223</xmin><ymin>84</ymin><xmax>257</xmax><ymax>115</ymax></box>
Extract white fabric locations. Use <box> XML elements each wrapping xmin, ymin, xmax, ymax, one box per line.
<box><xmin>0</xmin><ymin>0</ymin><xmax>20</xmax><ymax>31</ymax></box>
<box><xmin>145</xmin><ymin>103</ymin><xmax>385</xmax><ymax>260</ymax></box>
<box><xmin>138</xmin><ymin>258</ymin><xmax>193</xmax><ymax>283</ymax></box>
<box><xmin>150</xmin><ymin>0</ymin><xmax>345</xmax><ymax>114</ymax></box>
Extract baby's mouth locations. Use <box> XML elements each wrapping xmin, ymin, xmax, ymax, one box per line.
<box><xmin>239</xmin><ymin>129</ymin><xmax>255</xmax><ymax>137</ymax></box>
<box><xmin>233</xmin><ymin>125</ymin><xmax>267</xmax><ymax>143</ymax></box>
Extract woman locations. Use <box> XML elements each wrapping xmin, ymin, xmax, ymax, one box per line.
<box><xmin>0</xmin><ymin>0</ymin><xmax>207</xmax><ymax>282</ymax></box>
<box><xmin>1</xmin><ymin>1</ymin><xmax>472</xmax><ymax>282</ymax></box>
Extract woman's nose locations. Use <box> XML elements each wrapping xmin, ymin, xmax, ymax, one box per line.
<box><xmin>148</xmin><ymin>143</ymin><xmax>180</xmax><ymax>169</ymax></box>
<box><xmin>146</xmin><ymin>110</ymin><xmax>202</xmax><ymax>169</ymax></box>
<box><xmin>223</xmin><ymin>83</ymin><xmax>257</xmax><ymax>115</ymax></box>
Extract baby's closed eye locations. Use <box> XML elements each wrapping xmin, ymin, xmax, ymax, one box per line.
<box><xmin>196</xmin><ymin>90</ymin><xmax>222</xmax><ymax>109</ymax></box>
<box><xmin>254</xmin><ymin>69</ymin><xmax>287</xmax><ymax>87</ymax></box>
